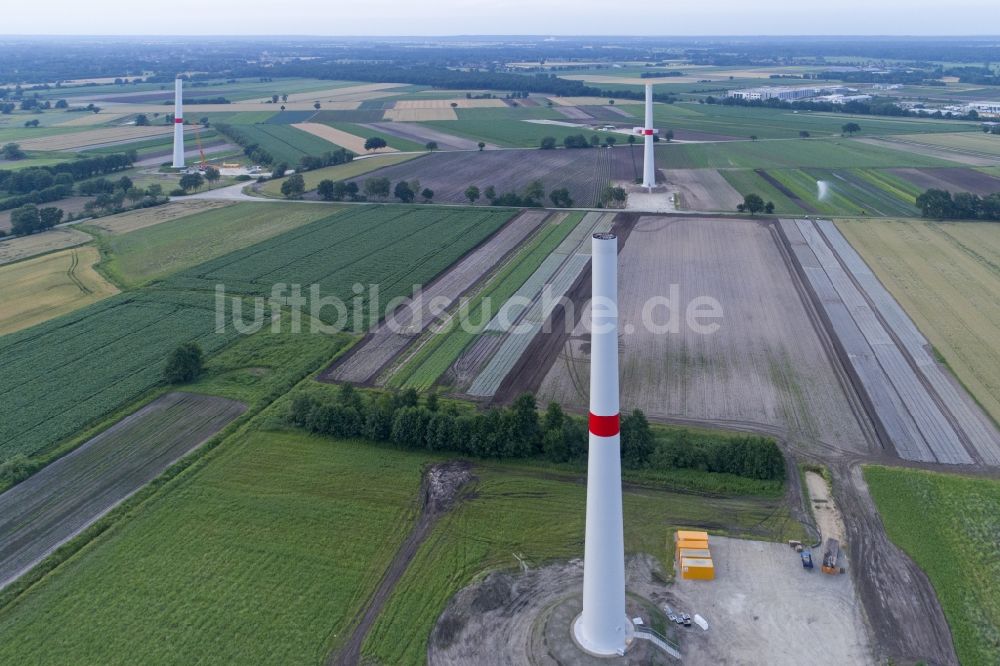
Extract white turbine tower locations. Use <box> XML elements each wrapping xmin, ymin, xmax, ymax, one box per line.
<box><xmin>172</xmin><ymin>77</ymin><xmax>185</xmax><ymax>169</ymax></box>
<box><xmin>573</xmin><ymin>232</ymin><xmax>630</xmax><ymax>656</ymax></box>
<box><xmin>633</xmin><ymin>84</ymin><xmax>657</xmax><ymax>190</ymax></box>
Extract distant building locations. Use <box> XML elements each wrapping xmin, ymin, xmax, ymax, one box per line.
<box><xmin>727</xmin><ymin>85</ymin><xmax>849</xmax><ymax>102</ymax></box>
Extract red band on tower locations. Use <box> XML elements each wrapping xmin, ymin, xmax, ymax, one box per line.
<box><xmin>174</xmin><ymin>118</ymin><xmax>183</xmax><ymax>123</ymax></box>
<box><xmin>589</xmin><ymin>412</ymin><xmax>620</xmax><ymax>437</ymax></box>
<box><xmin>643</xmin><ymin>129</ymin><xmax>653</xmax><ymax>135</ymax></box>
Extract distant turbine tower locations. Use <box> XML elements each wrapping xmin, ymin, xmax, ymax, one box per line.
<box><xmin>633</xmin><ymin>84</ymin><xmax>658</xmax><ymax>189</ymax></box>
<box><xmin>172</xmin><ymin>77</ymin><xmax>185</xmax><ymax>169</ymax></box>
<box><xmin>573</xmin><ymin>232</ymin><xmax>630</xmax><ymax>656</ymax></box>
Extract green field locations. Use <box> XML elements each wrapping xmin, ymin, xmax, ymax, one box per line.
<box><xmin>260</xmin><ymin>152</ymin><xmax>419</xmax><ymax>196</ymax></box>
<box><xmin>643</xmin><ymin>103</ymin><xmax>975</xmax><ymax>140</ymax></box>
<box><xmin>865</xmin><ymin>466</ymin><xmax>1000</xmax><ymax>666</ymax></box>
<box><xmin>0</xmin><ymin>432</ymin><xmax>425</xmax><ymax>664</ymax></box>
<box><xmin>721</xmin><ymin>167</ymin><xmax>920</xmax><ymax>217</ymax></box>
<box><xmin>0</xmin><ymin>420</ymin><xmax>799</xmax><ymax>665</ymax></box>
<box><xmin>389</xmin><ymin>212</ymin><xmax>584</xmax><ymax>389</ymax></box>
<box><xmin>220</xmin><ymin>124</ymin><xmax>341</xmax><ymax>164</ymax></box>
<box><xmin>0</xmin><ymin>290</ymin><xmax>239</xmax><ymax>460</ymax></box>
<box><xmin>656</xmin><ymin>138</ymin><xmax>953</xmax><ymax>169</ymax></box>
<box><xmin>163</xmin><ymin>205</ymin><xmax>515</xmax><ymax>323</ymax></box>
<box><xmin>93</xmin><ymin>202</ymin><xmax>337</xmax><ymax>287</ymax></box>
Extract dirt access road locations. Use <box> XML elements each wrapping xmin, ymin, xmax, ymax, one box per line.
<box><xmin>331</xmin><ymin>461</ymin><xmax>473</xmax><ymax>665</ymax></box>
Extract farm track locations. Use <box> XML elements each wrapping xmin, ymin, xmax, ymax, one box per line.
<box><xmin>331</xmin><ymin>462</ymin><xmax>473</xmax><ymax>666</ymax></box>
<box><xmin>0</xmin><ymin>392</ymin><xmax>245</xmax><ymax>591</ymax></box>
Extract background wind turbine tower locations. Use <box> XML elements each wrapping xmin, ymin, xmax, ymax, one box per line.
<box><xmin>633</xmin><ymin>84</ymin><xmax>658</xmax><ymax>190</ymax></box>
<box><xmin>172</xmin><ymin>77</ymin><xmax>185</xmax><ymax>169</ymax></box>
<box><xmin>573</xmin><ymin>232</ymin><xmax>630</xmax><ymax>656</ymax></box>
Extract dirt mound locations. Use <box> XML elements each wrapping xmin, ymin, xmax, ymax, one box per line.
<box><xmin>426</xmin><ymin>460</ymin><xmax>474</xmax><ymax>515</ymax></box>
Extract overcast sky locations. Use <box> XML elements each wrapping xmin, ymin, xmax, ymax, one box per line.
<box><xmin>2</xmin><ymin>0</ymin><xmax>998</xmax><ymax>36</ymax></box>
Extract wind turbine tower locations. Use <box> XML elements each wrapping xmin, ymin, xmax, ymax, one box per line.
<box><xmin>572</xmin><ymin>232</ymin><xmax>630</xmax><ymax>656</ymax></box>
<box><xmin>633</xmin><ymin>84</ymin><xmax>658</xmax><ymax>189</ymax></box>
<box><xmin>172</xmin><ymin>77</ymin><xmax>185</xmax><ymax>169</ymax></box>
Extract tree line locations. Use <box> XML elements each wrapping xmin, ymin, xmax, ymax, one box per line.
<box><xmin>0</xmin><ymin>151</ymin><xmax>136</xmax><ymax>218</ymax></box>
<box><xmin>916</xmin><ymin>188</ymin><xmax>1000</xmax><ymax>221</ymax></box>
<box><xmin>288</xmin><ymin>387</ymin><xmax>786</xmax><ymax>481</ymax></box>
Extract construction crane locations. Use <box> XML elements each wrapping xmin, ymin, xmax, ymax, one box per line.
<box><xmin>192</xmin><ymin>124</ymin><xmax>208</xmax><ymax>171</ymax></box>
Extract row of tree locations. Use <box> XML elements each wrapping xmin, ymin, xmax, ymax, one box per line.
<box><xmin>4</xmin><ymin>205</ymin><xmax>63</xmax><ymax>236</ymax></box>
<box><xmin>288</xmin><ymin>387</ymin><xmax>785</xmax><ymax>480</ymax></box>
<box><xmin>916</xmin><ymin>188</ymin><xmax>1000</xmax><ymax>221</ymax></box>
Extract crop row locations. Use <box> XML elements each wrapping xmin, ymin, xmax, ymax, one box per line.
<box><xmin>389</xmin><ymin>212</ymin><xmax>585</xmax><ymax>390</ymax></box>
<box><xmin>0</xmin><ymin>291</ymin><xmax>239</xmax><ymax>459</ymax></box>
<box><xmin>165</xmin><ymin>206</ymin><xmax>512</xmax><ymax>324</ymax></box>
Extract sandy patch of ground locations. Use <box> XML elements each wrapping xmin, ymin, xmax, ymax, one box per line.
<box><xmin>805</xmin><ymin>471</ymin><xmax>845</xmax><ymax>544</ymax></box>
<box><xmin>393</xmin><ymin>98</ymin><xmax>507</xmax><ymax>109</ymax></box>
<box><xmin>0</xmin><ymin>227</ymin><xmax>92</xmax><ymax>265</ymax></box>
<box><xmin>670</xmin><ymin>537</ymin><xmax>872</xmax><ymax>666</ymax></box>
<box><xmin>0</xmin><ymin>245</ymin><xmax>118</xmax><ymax>335</ymax></box>
<box><xmin>17</xmin><ymin>125</ymin><xmax>172</xmax><ymax>151</ymax></box>
<box><xmin>383</xmin><ymin>107</ymin><xmax>459</xmax><ymax>121</ymax></box>
<box><xmin>292</xmin><ymin>122</ymin><xmax>396</xmax><ymax>154</ymax></box>
<box><xmin>85</xmin><ymin>200</ymin><xmax>232</xmax><ymax>235</ymax></box>
<box><xmin>358</xmin><ymin>122</ymin><xmax>496</xmax><ymax>151</ymax></box>
<box><xmin>55</xmin><ymin>112</ymin><xmax>129</xmax><ymax>127</ymax></box>
<box><xmin>623</xmin><ymin>186</ymin><xmax>677</xmax><ymax>213</ymax></box>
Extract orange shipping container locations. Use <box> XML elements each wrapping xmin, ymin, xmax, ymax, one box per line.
<box><xmin>678</xmin><ymin>548</ymin><xmax>712</xmax><ymax>560</ymax></box>
<box><xmin>676</xmin><ymin>530</ymin><xmax>710</xmax><ymax>543</ymax></box>
<box><xmin>675</xmin><ymin>539</ymin><xmax>709</xmax><ymax>555</ymax></box>
<box><xmin>680</xmin><ymin>557</ymin><xmax>715</xmax><ymax>581</ymax></box>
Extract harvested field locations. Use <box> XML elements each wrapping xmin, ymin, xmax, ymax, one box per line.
<box><xmin>0</xmin><ymin>245</ymin><xmax>118</xmax><ymax>336</ymax></box>
<box><xmin>85</xmin><ymin>200</ymin><xmax>233</xmax><ymax>235</ymax></box>
<box><xmin>886</xmin><ymin>167</ymin><xmax>1000</xmax><ymax>196</ymax></box>
<box><xmin>538</xmin><ymin>216</ymin><xmax>871</xmax><ymax>455</ymax></box>
<box><xmin>324</xmin><ymin>209</ymin><xmax>543</xmax><ymax>384</ymax></box>
<box><xmin>352</xmin><ymin>149</ymin><xmax>633</xmax><ymax>207</ymax></box>
<box><xmin>292</xmin><ymin>122</ymin><xmax>394</xmax><ymax>154</ymax></box>
<box><xmin>783</xmin><ymin>218</ymin><xmax>1000</xmax><ymax>464</ymax></box>
<box><xmin>0</xmin><ymin>227</ymin><xmax>91</xmax><ymax>265</ymax></box>
<box><xmin>16</xmin><ymin>125</ymin><xmax>172</xmax><ymax>152</ymax></box>
<box><xmin>358</xmin><ymin>122</ymin><xmax>496</xmax><ymax>151</ymax></box>
<box><xmin>665</xmin><ymin>168</ymin><xmax>744</xmax><ymax>211</ymax></box>
<box><xmin>383</xmin><ymin>107</ymin><xmax>458</xmax><ymax>122</ymax></box>
<box><xmin>0</xmin><ymin>392</ymin><xmax>245</xmax><ymax>590</ymax></box>
<box><xmin>837</xmin><ymin>217</ymin><xmax>1000</xmax><ymax>430</ymax></box>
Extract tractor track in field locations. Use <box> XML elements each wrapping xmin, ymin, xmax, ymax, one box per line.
<box><xmin>330</xmin><ymin>461</ymin><xmax>474</xmax><ymax>666</ymax></box>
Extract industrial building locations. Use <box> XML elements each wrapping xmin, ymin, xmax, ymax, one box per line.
<box><xmin>727</xmin><ymin>84</ymin><xmax>850</xmax><ymax>102</ymax></box>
